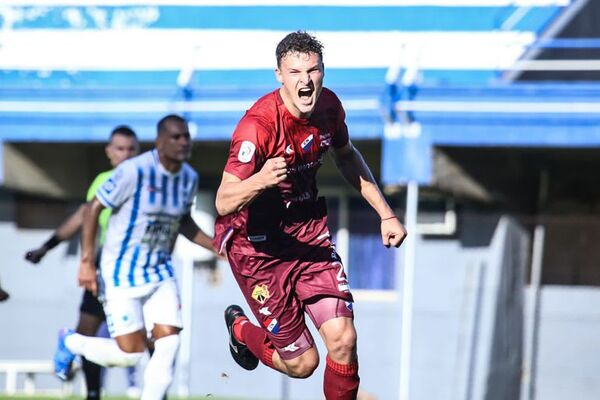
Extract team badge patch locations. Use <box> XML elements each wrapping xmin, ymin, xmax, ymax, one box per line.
<box><xmin>238</xmin><ymin>140</ymin><xmax>256</xmax><ymax>163</ymax></box>
<box><xmin>103</xmin><ymin>178</ymin><xmax>117</xmax><ymax>194</ymax></box>
<box><xmin>301</xmin><ymin>134</ymin><xmax>314</xmax><ymax>152</ymax></box>
<box><xmin>251</xmin><ymin>284</ymin><xmax>270</xmax><ymax>304</ymax></box>
<box><xmin>264</xmin><ymin>318</ymin><xmax>280</xmax><ymax>334</ymax></box>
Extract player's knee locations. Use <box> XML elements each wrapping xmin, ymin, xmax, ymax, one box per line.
<box><xmin>117</xmin><ymin>340</ymin><xmax>146</xmax><ymax>354</ymax></box>
<box><xmin>287</xmin><ymin>361</ymin><xmax>318</xmax><ymax>379</ymax></box>
<box><xmin>327</xmin><ymin>327</ymin><xmax>357</xmax><ymax>359</ymax></box>
<box><xmin>284</xmin><ymin>352</ymin><xmax>319</xmax><ymax>379</ymax></box>
<box><xmin>153</xmin><ymin>334</ymin><xmax>180</xmax><ymax>361</ymax></box>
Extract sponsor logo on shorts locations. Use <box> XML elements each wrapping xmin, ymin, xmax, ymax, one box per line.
<box><xmin>345</xmin><ymin>301</ymin><xmax>353</xmax><ymax>311</ymax></box>
<box><xmin>119</xmin><ymin>313</ymin><xmax>134</xmax><ymax>328</ymax></box>
<box><xmin>238</xmin><ymin>140</ymin><xmax>256</xmax><ymax>163</ymax></box>
<box><xmin>282</xmin><ymin>342</ymin><xmax>299</xmax><ymax>352</ymax></box>
<box><xmin>251</xmin><ymin>284</ymin><xmax>270</xmax><ymax>305</ymax></box>
<box><xmin>259</xmin><ymin>306</ymin><xmax>272</xmax><ymax>316</ymax></box>
<box><xmin>264</xmin><ymin>318</ymin><xmax>280</xmax><ymax>334</ymax></box>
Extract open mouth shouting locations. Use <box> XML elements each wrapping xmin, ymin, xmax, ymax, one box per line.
<box><xmin>295</xmin><ymin>83</ymin><xmax>319</xmax><ymax>116</ymax></box>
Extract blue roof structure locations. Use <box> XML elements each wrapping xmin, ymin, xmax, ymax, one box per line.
<box><xmin>2</xmin><ymin>0</ymin><xmax>591</xmax><ymax>186</ymax></box>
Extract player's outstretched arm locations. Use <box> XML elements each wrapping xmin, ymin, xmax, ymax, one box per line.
<box><xmin>24</xmin><ymin>203</ymin><xmax>86</xmax><ymax>264</ymax></box>
<box><xmin>78</xmin><ymin>199</ymin><xmax>103</xmax><ymax>295</ymax></box>
<box><xmin>179</xmin><ymin>213</ymin><xmax>217</xmax><ymax>254</ymax></box>
<box><xmin>215</xmin><ymin>158</ymin><xmax>287</xmax><ymax>216</ymax></box>
<box><xmin>331</xmin><ymin>141</ymin><xmax>407</xmax><ymax>248</ymax></box>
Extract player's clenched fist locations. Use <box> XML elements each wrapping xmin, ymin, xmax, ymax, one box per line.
<box><xmin>381</xmin><ymin>216</ymin><xmax>408</xmax><ymax>248</ymax></box>
<box><xmin>258</xmin><ymin>157</ymin><xmax>288</xmax><ymax>188</ymax></box>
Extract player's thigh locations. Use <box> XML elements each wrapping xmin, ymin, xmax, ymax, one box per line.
<box><xmin>114</xmin><ymin>330</ymin><xmax>147</xmax><ymax>353</ymax></box>
<box><xmin>142</xmin><ymin>279</ymin><xmax>182</xmax><ymax>336</ymax></box>
<box><xmin>104</xmin><ymin>295</ymin><xmax>145</xmax><ymax>338</ymax></box>
<box><xmin>297</xmin><ymin>252</ymin><xmax>354</xmax><ymax>330</ymax></box>
<box><xmin>104</xmin><ymin>296</ymin><xmax>147</xmax><ymax>352</ymax></box>
<box><xmin>228</xmin><ymin>252</ymin><xmax>313</xmax><ymax>360</ymax></box>
<box><xmin>318</xmin><ymin>314</ymin><xmax>357</xmax><ymax>351</ymax></box>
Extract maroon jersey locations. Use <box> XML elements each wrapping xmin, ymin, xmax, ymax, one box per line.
<box><xmin>214</xmin><ymin>88</ymin><xmax>349</xmax><ymax>257</ymax></box>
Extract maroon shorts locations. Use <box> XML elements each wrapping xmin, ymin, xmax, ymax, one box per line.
<box><xmin>227</xmin><ymin>241</ymin><xmax>354</xmax><ymax>359</ymax></box>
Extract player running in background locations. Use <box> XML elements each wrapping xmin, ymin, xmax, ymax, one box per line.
<box><xmin>214</xmin><ymin>31</ymin><xmax>407</xmax><ymax>400</ymax></box>
<box><xmin>25</xmin><ymin>126</ymin><xmax>140</xmax><ymax>400</ymax></box>
<box><xmin>54</xmin><ymin>114</ymin><xmax>216</xmax><ymax>400</ymax></box>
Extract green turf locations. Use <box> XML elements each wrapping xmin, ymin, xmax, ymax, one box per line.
<box><xmin>0</xmin><ymin>397</ymin><xmax>248</xmax><ymax>400</ymax></box>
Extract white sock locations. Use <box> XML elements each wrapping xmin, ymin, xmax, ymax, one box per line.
<box><xmin>141</xmin><ymin>334</ymin><xmax>180</xmax><ymax>400</ymax></box>
<box><xmin>65</xmin><ymin>333</ymin><xmax>143</xmax><ymax>368</ymax></box>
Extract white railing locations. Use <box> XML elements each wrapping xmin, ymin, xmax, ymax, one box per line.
<box><xmin>0</xmin><ymin>360</ymin><xmax>79</xmax><ymax>396</ymax></box>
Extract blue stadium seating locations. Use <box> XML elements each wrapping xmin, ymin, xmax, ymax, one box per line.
<box><xmin>0</xmin><ymin>1</ymin><xmax>583</xmax><ymax>146</ymax></box>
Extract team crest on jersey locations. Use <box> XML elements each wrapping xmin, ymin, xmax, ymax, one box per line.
<box><xmin>264</xmin><ymin>318</ymin><xmax>280</xmax><ymax>334</ymax></box>
<box><xmin>103</xmin><ymin>178</ymin><xmax>117</xmax><ymax>194</ymax></box>
<box><xmin>238</xmin><ymin>140</ymin><xmax>256</xmax><ymax>163</ymax></box>
<box><xmin>251</xmin><ymin>284</ymin><xmax>270</xmax><ymax>304</ymax></box>
<box><xmin>301</xmin><ymin>134</ymin><xmax>314</xmax><ymax>152</ymax></box>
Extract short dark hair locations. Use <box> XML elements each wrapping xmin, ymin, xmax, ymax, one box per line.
<box><xmin>110</xmin><ymin>125</ymin><xmax>137</xmax><ymax>139</ymax></box>
<box><xmin>276</xmin><ymin>31</ymin><xmax>323</xmax><ymax>67</ymax></box>
<box><xmin>157</xmin><ymin>114</ymin><xmax>186</xmax><ymax>136</ymax></box>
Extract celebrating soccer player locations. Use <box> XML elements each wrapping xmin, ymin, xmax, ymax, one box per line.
<box><xmin>214</xmin><ymin>31</ymin><xmax>407</xmax><ymax>400</ymax></box>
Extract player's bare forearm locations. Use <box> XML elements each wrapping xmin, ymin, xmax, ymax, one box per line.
<box><xmin>332</xmin><ymin>143</ymin><xmax>395</xmax><ymax>219</ymax></box>
<box><xmin>333</xmin><ymin>144</ymin><xmax>406</xmax><ymax>247</ymax></box>
<box><xmin>80</xmin><ymin>199</ymin><xmax>103</xmax><ymax>264</ymax></box>
<box><xmin>55</xmin><ymin>203</ymin><xmax>86</xmax><ymax>241</ymax></box>
<box><xmin>215</xmin><ymin>178</ymin><xmax>263</xmax><ymax>215</ymax></box>
<box><xmin>25</xmin><ymin>204</ymin><xmax>87</xmax><ymax>264</ymax></box>
<box><xmin>179</xmin><ymin>214</ymin><xmax>216</xmax><ymax>252</ymax></box>
<box><xmin>216</xmin><ymin>159</ymin><xmax>288</xmax><ymax>216</ymax></box>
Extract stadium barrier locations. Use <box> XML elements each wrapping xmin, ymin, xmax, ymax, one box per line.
<box><xmin>0</xmin><ymin>360</ymin><xmax>79</xmax><ymax>396</ymax></box>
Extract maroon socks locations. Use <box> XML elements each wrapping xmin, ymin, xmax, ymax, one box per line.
<box><xmin>323</xmin><ymin>355</ymin><xmax>360</xmax><ymax>400</ymax></box>
<box><xmin>234</xmin><ymin>317</ymin><xmax>275</xmax><ymax>369</ymax></box>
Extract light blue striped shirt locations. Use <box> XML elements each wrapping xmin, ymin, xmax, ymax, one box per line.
<box><xmin>96</xmin><ymin>149</ymin><xmax>198</xmax><ymax>289</ymax></box>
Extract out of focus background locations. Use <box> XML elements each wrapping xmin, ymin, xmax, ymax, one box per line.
<box><xmin>1</xmin><ymin>0</ymin><xmax>600</xmax><ymax>399</ymax></box>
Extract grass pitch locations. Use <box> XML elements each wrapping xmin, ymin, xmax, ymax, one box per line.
<box><xmin>0</xmin><ymin>397</ymin><xmax>247</xmax><ymax>400</ymax></box>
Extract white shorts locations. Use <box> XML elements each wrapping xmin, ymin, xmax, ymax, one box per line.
<box><xmin>103</xmin><ymin>279</ymin><xmax>182</xmax><ymax>338</ymax></box>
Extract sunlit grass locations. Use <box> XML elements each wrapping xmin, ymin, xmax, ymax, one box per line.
<box><xmin>0</xmin><ymin>397</ymin><xmax>248</xmax><ymax>400</ymax></box>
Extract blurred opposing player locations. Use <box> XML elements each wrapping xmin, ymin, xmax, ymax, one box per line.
<box><xmin>25</xmin><ymin>125</ymin><xmax>139</xmax><ymax>400</ymax></box>
<box><xmin>54</xmin><ymin>114</ymin><xmax>216</xmax><ymax>400</ymax></box>
<box><xmin>214</xmin><ymin>31</ymin><xmax>406</xmax><ymax>400</ymax></box>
